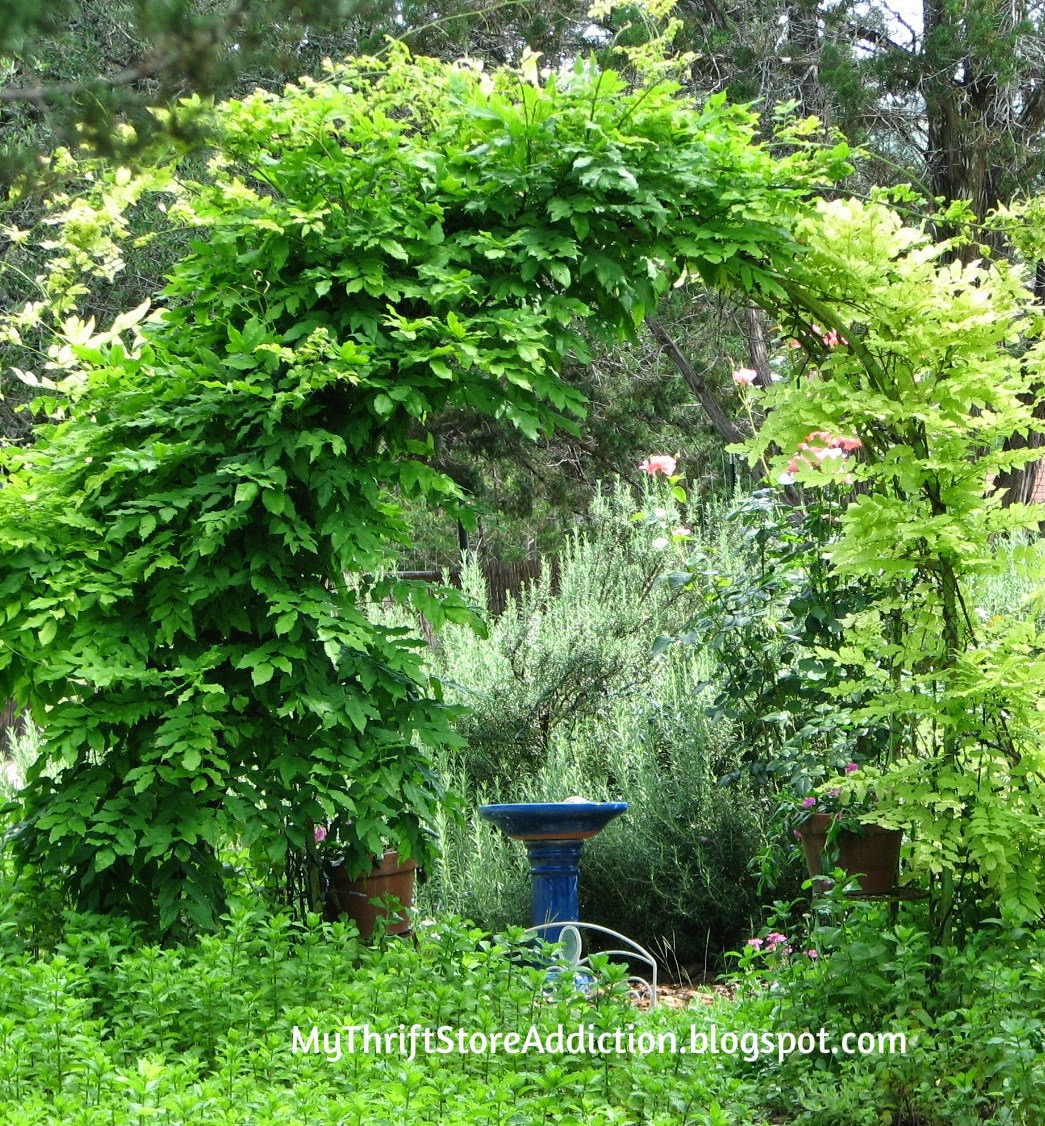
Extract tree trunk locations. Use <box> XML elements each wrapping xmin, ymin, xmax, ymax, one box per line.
<box><xmin>744</xmin><ymin>306</ymin><xmax>775</xmax><ymax>387</ymax></box>
<box><xmin>786</xmin><ymin>0</ymin><xmax>829</xmax><ymax>127</ymax></box>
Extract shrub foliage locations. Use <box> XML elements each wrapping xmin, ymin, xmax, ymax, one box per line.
<box><xmin>417</xmin><ymin>487</ymin><xmax>767</xmax><ymax>963</ymax></box>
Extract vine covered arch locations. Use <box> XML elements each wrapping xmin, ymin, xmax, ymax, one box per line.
<box><xmin>2</xmin><ymin>48</ymin><xmax>1043</xmax><ymax>935</ymax></box>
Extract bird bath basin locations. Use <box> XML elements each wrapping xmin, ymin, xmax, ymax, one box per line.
<box><xmin>479</xmin><ymin>800</ymin><xmax>627</xmax><ymax>941</ymax></box>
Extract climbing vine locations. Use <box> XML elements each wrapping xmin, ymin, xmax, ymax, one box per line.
<box><xmin>0</xmin><ymin>49</ymin><xmax>849</xmax><ymax>935</ymax></box>
<box><xmin>747</xmin><ymin>196</ymin><xmax>1045</xmax><ymax>933</ymax></box>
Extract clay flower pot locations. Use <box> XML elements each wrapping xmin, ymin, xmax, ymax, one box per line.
<box><xmin>322</xmin><ymin>850</ymin><xmax>417</xmax><ymax>938</ymax></box>
<box><xmin>798</xmin><ymin>812</ymin><xmax>902</xmax><ymax>895</ymax></box>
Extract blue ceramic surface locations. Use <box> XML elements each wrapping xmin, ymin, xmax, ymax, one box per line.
<box><xmin>478</xmin><ymin>801</ymin><xmax>628</xmax><ymax>840</ymax></box>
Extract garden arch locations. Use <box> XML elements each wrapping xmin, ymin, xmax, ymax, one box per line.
<box><xmin>2</xmin><ymin>49</ymin><xmax>1043</xmax><ymax>935</ymax></box>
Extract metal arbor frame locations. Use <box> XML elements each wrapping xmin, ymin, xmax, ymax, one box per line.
<box><xmin>525</xmin><ymin>921</ymin><xmax>659</xmax><ymax>1009</ymax></box>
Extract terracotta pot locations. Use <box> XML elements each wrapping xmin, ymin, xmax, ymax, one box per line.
<box><xmin>323</xmin><ymin>850</ymin><xmax>417</xmax><ymax>937</ymax></box>
<box><xmin>798</xmin><ymin>812</ymin><xmax>902</xmax><ymax>895</ymax></box>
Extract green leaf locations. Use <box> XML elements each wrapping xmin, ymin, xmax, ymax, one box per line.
<box><xmin>94</xmin><ymin>848</ymin><xmax>117</xmax><ymax>872</ymax></box>
<box><xmin>650</xmin><ymin>634</ymin><xmax>672</xmax><ymax>658</ymax></box>
<box><xmin>274</xmin><ymin>611</ymin><xmax>297</xmax><ymax>637</ymax></box>
<box><xmin>547</xmin><ymin>261</ymin><xmax>571</xmax><ymax>287</ymax></box>
<box><xmin>252</xmin><ymin>662</ymin><xmax>275</xmax><ymax>686</ymax></box>
<box><xmin>262</xmin><ymin>490</ymin><xmax>286</xmax><ymax>515</ymax></box>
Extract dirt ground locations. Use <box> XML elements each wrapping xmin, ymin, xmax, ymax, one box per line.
<box><xmin>630</xmin><ymin>975</ymin><xmax>735</xmax><ymax>1011</ymax></box>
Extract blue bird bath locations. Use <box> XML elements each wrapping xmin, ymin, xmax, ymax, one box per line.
<box><xmin>478</xmin><ymin>800</ymin><xmax>627</xmax><ymax>942</ymax></box>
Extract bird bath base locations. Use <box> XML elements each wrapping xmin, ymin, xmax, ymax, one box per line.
<box><xmin>479</xmin><ymin>801</ymin><xmax>659</xmax><ymax>1007</ymax></box>
<box><xmin>528</xmin><ymin>922</ymin><xmax>658</xmax><ymax>1008</ymax></box>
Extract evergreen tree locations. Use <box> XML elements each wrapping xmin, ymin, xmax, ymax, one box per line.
<box><xmin>0</xmin><ymin>0</ymin><xmax>371</xmax><ymax>184</ymax></box>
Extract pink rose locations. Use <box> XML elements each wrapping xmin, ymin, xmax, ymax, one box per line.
<box><xmin>807</xmin><ymin>949</ymin><xmax>819</xmax><ymax>959</ymax></box>
<box><xmin>732</xmin><ymin>367</ymin><xmax>758</xmax><ymax>386</ymax></box>
<box><xmin>314</xmin><ymin>826</ymin><xmax>328</xmax><ymax>843</ymax></box>
<box><xmin>789</xmin><ymin>431</ymin><xmax>862</xmax><ymax>477</ymax></box>
<box><xmin>845</xmin><ymin>762</ymin><xmax>859</xmax><ymax>774</ymax></box>
<box><xmin>801</xmin><ymin>796</ymin><xmax>817</xmax><ymax>809</ymax></box>
<box><xmin>638</xmin><ymin>455</ymin><xmax>677</xmax><ymax>477</ymax></box>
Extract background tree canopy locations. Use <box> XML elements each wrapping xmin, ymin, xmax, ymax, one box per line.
<box><xmin>0</xmin><ymin>0</ymin><xmax>376</xmax><ymax>182</ymax></box>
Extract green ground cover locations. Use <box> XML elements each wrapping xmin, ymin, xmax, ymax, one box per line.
<box><xmin>0</xmin><ymin>889</ymin><xmax>1041</xmax><ymax>1125</ymax></box>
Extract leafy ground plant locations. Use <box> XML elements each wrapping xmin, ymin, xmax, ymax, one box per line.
<box><xmin>726</xmin><ymin>894</ymin><xmax>1045</xmax><ymax>1124</ymax></box>
<box><xmin>0</xmin><ymin>856</ymin><xmax>1041</xmax><ymax>1126</ymax></box>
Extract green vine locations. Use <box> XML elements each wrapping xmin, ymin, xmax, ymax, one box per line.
<box><xmin>0</xmin><ymin>48</ymin><xmax>848</xmax><ymax>936</ymax></box>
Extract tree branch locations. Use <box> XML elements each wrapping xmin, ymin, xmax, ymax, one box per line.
<box><xmin>646</xmin><ymin>316</ymin><xmax>744</xmax><ymax>444</ymax></box>
<box><xmin>819</xmin><ymin>7</ymin><xmax>916</xmax><ymax>58</ymax></box>
<box><xmin>0</xmin><ymin>55</ymin><xmax>176</xmax><ymax>104</ymax></box>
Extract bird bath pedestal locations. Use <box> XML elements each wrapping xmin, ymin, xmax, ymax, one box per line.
<box><xmin>478</xmin><ymin>800</ymin><xmax>627</xmax><ymax>942</ymax></box>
